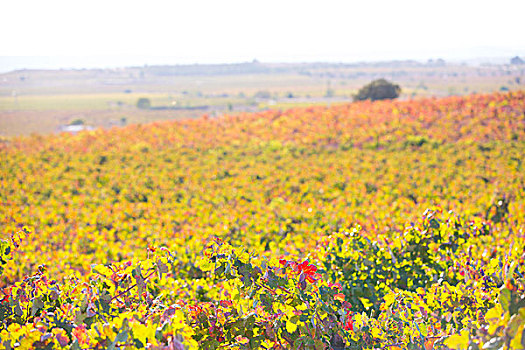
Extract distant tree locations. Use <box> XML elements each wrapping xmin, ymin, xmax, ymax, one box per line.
<box><xmin>136</xmin><ymin>98</ymin><xmax>151</xmax><ymax>109</ymax></box>
<box><xmin>254</xmin><ymin>90</ymin><xmax>272</xmax><ymax>99</ymax></box>
<box><xmin>69</xmin><ymin>119</ymin><xmax>85</xmax><ymax>126</ymax></box>
<box><xmin>510</xmin><ymin>56</ymin><xmax>524</xmax><ymax>65</ymax></box>
<box><xmin>354</xmin><ymin>79</ymin><xmax>401</xmax><ymax>101</ymax></box>
<box><xmin>436</xmin><ymin>58</ymin><xmax>446</xmax><ymax>66</ymax></box>
<box><xmin>325</xmin><ymin>80</ymin><xmax>334</xmax><ymax>98</ymax></box>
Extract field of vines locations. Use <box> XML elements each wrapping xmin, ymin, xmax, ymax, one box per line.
<box><xmin>1</xmin><ymin>91</ymin><xmax>524</xmax><ymax>350</ymax></box>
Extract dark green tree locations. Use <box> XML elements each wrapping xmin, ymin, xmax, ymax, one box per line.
<box><xmin>354</xmin><ymin>79</ymin><xmax>401</xmax><ymax>101</ymax></box>
<box><xmin>69</xmin><ymin>118</ymin><xmax>85</xmax><ymax>126</ymax></box>
<box><xmin>136</xmin><ymin>97</ymin><xmax>151</xmax><ymax>109</ymax></box>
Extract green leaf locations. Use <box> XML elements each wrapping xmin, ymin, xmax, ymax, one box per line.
<box><xmin>31</xmin><ymin>296</ymin><xmax>44</xmax><ymax>317</ymax></box>
<box><xmin>108</xmin><ymin>330</ymin><xmax>129</xmax><ymax>350</ymax></box>
<box><xmin>214</xmin><ymin>265</ymin><xmax>225</xmax><ymax>275</ymax></box>
<box><xmin>499</xmin><ymin>287</ymin><xmax>511</xmax><ymax>313</ymax></box>
<box><xmin>133</xmin><ymin>338</ymin><xmax>144</xmax><ymax>349</ymax></box>
<box><xmin>4</xmin><ymin>341</ymin><xmax>13</xmax><ymax>350</ymax></box>
<box><xmin>70</xmin><ymin>340</ymin><xmax>81</xmax><ymax>350</ymax></box>
<box><xmin>429</xmin><ymin>218</ymin><xmax>440</xmax><ymax>229</ymax></box>
<box><xmin>507</xmin><ymin>314</ymin><xmax>523</xmax><ymax>338</ymax></box>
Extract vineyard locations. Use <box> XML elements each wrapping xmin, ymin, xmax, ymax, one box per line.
<box><xmin>1</xmin><ymin>91</ymin><xmax>524</xmax><ymax>349</ymax></box>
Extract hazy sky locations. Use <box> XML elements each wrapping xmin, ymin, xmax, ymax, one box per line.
<box><xmin>1</xmin><ymin>0</ymin><xmax>524</xmax><ymax>71</ymax></box>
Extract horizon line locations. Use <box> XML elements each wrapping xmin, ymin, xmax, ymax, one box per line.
<box><xmin>1</xmin><ymin>53</ymin><xmax>524</xmax><ymax>74</ymax></box>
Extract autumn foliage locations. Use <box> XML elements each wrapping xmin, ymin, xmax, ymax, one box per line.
<box><xmin>1</xmin><ymin>91</ymin><xmax>524</xmax><ymax>349</ymax></box>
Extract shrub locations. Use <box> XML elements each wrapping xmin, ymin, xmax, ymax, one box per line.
<box><xmin>68</xmin><ymin>118</ymin><xmax>84</xmax><ymax>126</ymax></box>
<box><xmin>354</xmin><ymin>79</ymin><xmax>401</xmax><ymax>101</ymax></box>
<box><xmin>254</xmin><ymin>90</ymin><xmax>271</xmax><ymax>99</ymax></box>
<box><xmin>136</xmin><ymin>97</ymin><xmax>151</xmax><ymax>109</ymax></box>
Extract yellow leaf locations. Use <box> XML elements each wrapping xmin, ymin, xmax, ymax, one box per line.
<box><xmin>353</xmin><ymin>313</ymin><xmax>364</xmax><ymax>330</ymax></box>
<box><xmin>296</xmin><ymin>303</ymin><xmax>307</xmax><ymax>311</ymax></box>
<box><xmin>510</xmin><ymin>324</ymin><xmax>524</xmax><ymax>349</ymax></box>
<box><xmin>132</xmin><ymin>323</ymin><xmax>151</xmax><ymax>344</ymax></box>
<box><xmin>359</xmin><ymin>297</ymin><xmax>373</xmax><ymax>309</ymax></box>
<box><xmin>371</xmin><ymin>327</ymin><xmax>381</xmax><ymax>338</ymax></box>
<box><xmin>197</xmin><ymin>258</ymin><xmax>213</xmax><ymax>272</ymax></box>
<box><xmin>419</xmin><ymin>323</ymin><xmax>428</xmax><ymax>337</ymax></box>
<box><xmin>444</xmin><ymin>329</ymin><xmax>469</xmax><ymax>349</ymax></box>
<box><xmin>286</xmin><ymin>320</ymin><xmax>297</xmax><ymax>333</ymax></box>
<box><xmin>384</xmin><ymin>293</ymin><xmax>396</xmax><ymax>307</ymax></box>
<box><xmin>92</xmin><ymin>264</ymin><xmax>113</xmax><ymax>277</ymax></box>
<box><xmin>485</xmin><ymin>304</ymin><xmax>503</xmax><ymax>321</ymax></box>
<box><xmin>284</xmin><ymin>305</ymin><xmax>295</xmax><ymax>318</ymax></box>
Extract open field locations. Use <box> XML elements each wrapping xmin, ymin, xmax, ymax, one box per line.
<box><xmin>1</xmin><ymin>61</ymin><xmax>523</xmax><ymax>136</ymax></box>
<box><xmin>1</xmin><ymin>91</ymin><xmax>524</xmax><ymax>349</ymax></box>
<box><xmin>0</xmin><ymin>109</ymin><xmax>203</xmax><ymax>137</ymax></box>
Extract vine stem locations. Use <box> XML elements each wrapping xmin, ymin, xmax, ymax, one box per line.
<box><xmin>110</xmin><ymin>270</ymin><xmax>156</xmax><ymax>302</ymax></box>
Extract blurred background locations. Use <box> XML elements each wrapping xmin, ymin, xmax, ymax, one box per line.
<box><xmin>1</xmin><ymin>0</ymin><xmax>524</xmax><ymax>136</ymax></box>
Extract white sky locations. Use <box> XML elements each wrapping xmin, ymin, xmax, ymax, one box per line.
<box><xmin>1</xmin><ymin>0</ymin><xmax>525</xmax><ymax>70</ymax></box>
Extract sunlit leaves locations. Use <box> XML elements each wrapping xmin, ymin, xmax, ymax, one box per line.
<box><xmin>0</xmin><ymin>91</ymin><xmax>524</xmax><ymax>349</ymax></box>
<box><xmin>444</xmin><ymin>328</ymin><xmax>469</xmax><ymax>349</ymax></box>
